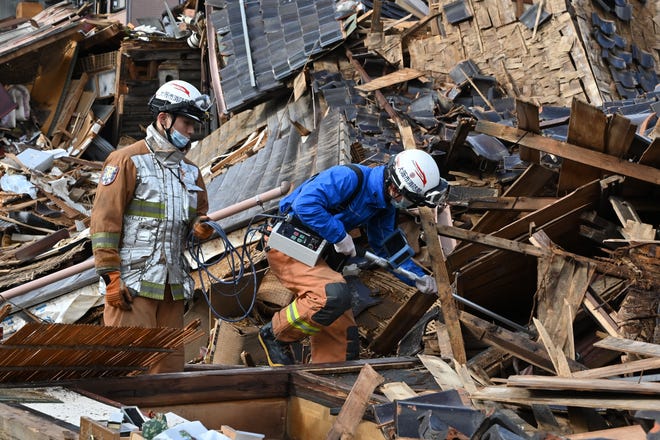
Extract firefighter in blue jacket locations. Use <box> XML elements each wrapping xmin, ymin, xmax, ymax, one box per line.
<box><xmin>258</xmin><ymin>149</ymin><xmax>448</xmax><ymax>366</ymax></box>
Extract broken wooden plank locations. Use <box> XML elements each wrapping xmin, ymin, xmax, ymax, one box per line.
<box><xmin>470</xmin><ymin>163</ymin><xmax>555</xmax><ymax>234</ymax></box>
<box><xmin>401</xmin><ymin>11</ymin><xmax>442</xmax><ymax>42</ymax></box>
<box><xmin>368</xmin><ymin>290</ymin><xmax>437</xmax><ymax>356</ymax></box>
<box><xmin>605</xmin><ymin>114</ymin><xmax>636</xmax><ymax>159</ymax></box>
<box><xmin>380</xmin><ymin>381</ymin><xmax>417</xmax><ymax>401</ymax></box>
<box><xmin>533</xmin><ymin>244</ymin><xmax>596</xmax><ymax>355</ymax></box>
<box><xmin>418</xmin><ymin>354</ymin><xmax>464</xmax><ymax>391</ymax></box>
<box><xmin>436</xmin><ymin>224</ymin><xmax>546</xmax><ymax>257</ymax></box>
<box><xmin>354</xmin><ymin>67</ymin><xmax>424</xmax><ymax>92</ymax></box>
<box><xmin>419</xmin><ymin>206</ymin><xmax>467</xmax><ymax>364</ymax></box>
<box><xmin>31</xmin><ymin>40</ymin><xmax>79</xmax><ymax>136</ymax></box>
<box><xmin>533</xmin><ymin>318</ymin><xmax>572</xmax><ymax>377</ymax></box>
<box><xmin>13</xmin><ymin>228</ymin><xmax>71</xmax><ymax>262</ymax></box>
<box><xmin>444</xmin><ymin>117</ymin><xmax>475</xmax><ymax>168</ymax></box>
<box><xmin>566</xmin><ymin>425</ymin><xmax>646</xmax><ymax>440</ymax></box>
<box><xmin>506</xmin><ymin>375</ymin><xmax>660</xmax><ymax>395</ymax></box>
<box><xmin>582</xmin><ymin>291</ymin><xmax>621</xmax><ymax>337</ymax></box>
<box><xmin>459</xmin><ymin>311</ymin><xmax>586</xmax><ymax>374</ymax></box>
<box><xmin>448</xmin><ymin>178</ymin><xmax>602</xmax><ymax>274</ymax></box>
<box><xmin>326</xmin><ymin>363</ymin><xmax>385</xmax><ymax>440</ymax></box>
<box><xmin>471</xmin><ymin>386</ymin><xmax>660</xmax><ymax>411</ymax></box>
<box><xmin>466</xmin><ymin>196</ymin><xmax>557</xmax><ymax>211</ymax></box>
<box><xmin>475</xmin><ymin>121</ymin><xmax>660</xmax><ymax>185</ymax></box>
<box><xmin>210</xmin><ymin>128</ymin><xmax>266</xmax><ymax>175</ymax></box>
<box><xmin>593</xmin><ymin>336</ymin><xmax>660</xmax><ymax>358</ymax></box>
<box><xmin>571</xmin><ymin>357</ymin><xmax>660</xmax><ymax>380</ymax></box>
<box><xmin>50</xmin><ymin>73</ymin><xmax>88</xmax><ymax>148</ymax></box>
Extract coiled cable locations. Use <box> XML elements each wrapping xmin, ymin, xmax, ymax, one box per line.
<box><xmin>187</xmin><ymin>214</ymin><xmax>284</xmax><ymax>322</ymax></box>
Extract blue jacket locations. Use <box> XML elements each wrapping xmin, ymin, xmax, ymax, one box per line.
<box><xmin>280</xmin><ymin>164</ymin><xmax>425</xmax><ymax>282</ymax></box>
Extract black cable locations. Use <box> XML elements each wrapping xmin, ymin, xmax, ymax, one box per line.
<box><xmin>187</xmin><ymin>213</ymin><xmax>285</xmax><ymax>323</ymax></box>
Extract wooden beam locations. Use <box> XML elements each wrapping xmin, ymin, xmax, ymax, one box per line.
<box><xmin>582</xmin><ymin>291</ymin><xmax>621</xmax><ymax>337</ymax></box>
<box><xmin>354</xmin><ymin>67</ymin><xmax>424</xmax><ymax>92</ymax></box>
<box><xmin>369</xmin><ymin>0</ymin><xmax>383</xmax><ymax>34</ymax></box>
<box><xmin>420</xmin><ymin>207</ymin><xmax>467</xmax><ymax>364</ymax></box>
<box><xmin>460</xmin><ymin>311</ymin><xmax>586</xmax><ymax>374</ymax></box>
<box><xmin>506</xmin><ymin>375</ymin><xmax>660</xmax><ymax>395</ymax></box>
<box><xmin>475</xmin><ymin>121</ymin><xmax>660</xmax><ymax>185</ymax></box>
<box><xmin>466</xmin><ymin>196</ymin><xmax>557</xmax><ymax>211</ymax></box>
<box><xmin>470</xmin><ymin>163</ymin><xmax>555</xmax><ymax>234</ymax></box>
<box><xmin>516</xmin><ymin>99</ymin><xmax>540</xmax><ymax>163</ymax></box>
<box><xmin>471</xmin><ymin>386</ymin><xmax>660</xmax><ymax>411</ymax></box>
<box><xmin>448</xmin><ymin>178</ymin><xmax>602</xmax><ymax>274</ymax></box>
<box><xmin>326</xmin><ymin>363</ymin><xmax>384</xmax><ymax>440</ymax></box>
<box><xmin>400</xmin><ymin>10</ymin><xmax>443</xmax><ymax>41</ymax></box>
<box><xmin>594</xmin><ymin>336</ymin><xmax>660</xmax><ymax>358</ymax></box>
<box><xmin>436</xmin><ymin>224</ymin><xmax>546</xmax><ymax>257</ymax></box>
<box><xmin>572</xmin><ymin>357</ymin><xmax>660</xmax><ymax>380</ymax></box>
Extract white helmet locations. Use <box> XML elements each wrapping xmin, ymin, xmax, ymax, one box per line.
<box><xmin>148</xmin><ymin>80</ymin><xmax>212</xmax><ymax>122</ymax></box>
<box><xmin>386</xmin><ymin>149</ymin><xmax>448</xmax><ymax>207</ymax></box>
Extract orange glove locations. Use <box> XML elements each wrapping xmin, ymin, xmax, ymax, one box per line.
<box><xmin>102</xmin><ymin>271</ymin><xmax>133</xmax><ymax>310</ymax></box>
<box><xmin>193</xmin><ymin>216</ymin><xmax>214</xmax><ymax>240</ymax></box>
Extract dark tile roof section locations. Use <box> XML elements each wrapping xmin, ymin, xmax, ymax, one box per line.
<box><xmin>207</xmin><ymin>0</ymin><xmax>345</xmax><ymax>113</ymax></box>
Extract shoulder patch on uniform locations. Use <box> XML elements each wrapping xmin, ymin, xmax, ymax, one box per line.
<box><xmin>101</xmin><ymin>165</ymin><xmax>119</xmax><ymax>185</ymax></box>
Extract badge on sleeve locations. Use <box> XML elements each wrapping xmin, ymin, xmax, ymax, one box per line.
<box><xmin>101</xmin><ymin>165</ymin><xmax>120</xmax><ymax>185</ymax></box>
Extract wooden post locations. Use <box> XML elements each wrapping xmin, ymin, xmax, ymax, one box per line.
<box><xmin>326</xmin><ymin>363</ymin><xmax>384</xmax><ymax>440</ymax></box>
<box><xmin>419</xmin><ymin>207</ymin><xmax>467</xmax><ymax>364</ymax></box>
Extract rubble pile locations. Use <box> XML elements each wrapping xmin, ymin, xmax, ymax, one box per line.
<box><xmin>0</xmin><ymin>0</ymin><xmax>658</xmax><ymax>439</ymax></box>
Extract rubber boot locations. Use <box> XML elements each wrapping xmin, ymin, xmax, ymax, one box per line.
<box><xmin>258</xmin><ymin>322</ymin><xmax>294</xmax><ymax>366</ymax></box>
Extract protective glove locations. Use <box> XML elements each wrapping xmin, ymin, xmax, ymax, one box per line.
<box><xmin>333</xmin><ymin>232</ymin><xmax>356</xmax><ymax>257</ymax></box>
<box><xmin>102</xmin><ymin>271</ymin><xmax>133</xmax><ymax>310</ymax></box>
<box><xmin>415</xmin><ymin>275</ymin><xmax>438</xmax><ymax>295</ymax></box>
<box><xmin>193</xmin><ymin>216</ymin><xmax>214</xmax><ymax>240</ymax></box>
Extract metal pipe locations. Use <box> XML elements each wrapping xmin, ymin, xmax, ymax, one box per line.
<box><xmin>0</xmin><ymin>182</ymin><xmax>291</xmax><ymax>300</ymax></box>
<box><xmin>450</xmin><ymin>294</ymin><xmax>530</xmax><ymax>334</ymax></box>
<box><xmin>239</xmin><ymin>0</ymin><xmax>256</xmax><ymax>87</ymax></box>
<box><xmin>363</xmin><ymin>250</ymin><xmax>530</xmax><ymax>334</ymax></box>
<box><xmin>207</xmin><ymin>180</ymin><xmax>290</xmax><ymax>222</ymax></box>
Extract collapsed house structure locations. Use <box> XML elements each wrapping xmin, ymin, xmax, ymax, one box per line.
<box><xmin>0</xmin><ymin>0</ymin><xmax>658</xmax><ymax>439</ymax></box>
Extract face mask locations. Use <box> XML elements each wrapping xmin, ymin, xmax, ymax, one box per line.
<box><xmin>170</xmin><ymin>128</ymin><xmax>190</xmax><ymax>149</ymax></box>
<box><xmin>391</xmin><ymin>197</ymin><xmax>413</xmax><ymax>209</ymax></box>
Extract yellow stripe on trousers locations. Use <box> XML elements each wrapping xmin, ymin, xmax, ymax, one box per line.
<box><xmin>286</xmin><ymin>301</ymin><xmax>321</xmax><ymax>335</ymax></box>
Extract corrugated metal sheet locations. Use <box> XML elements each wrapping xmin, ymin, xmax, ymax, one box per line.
<box><xmin>0</xmin><ymin>323</ymin><xmax>203</xmax><ymax>384</ymax></box>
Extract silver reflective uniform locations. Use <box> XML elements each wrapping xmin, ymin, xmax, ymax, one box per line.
<box><xmin>117</xmin><ymin>124</ymin><xmax>202</xmax><ymax>300</ymax></box>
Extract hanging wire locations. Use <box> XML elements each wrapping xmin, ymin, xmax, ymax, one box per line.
<box><xmin>187</xmin><ymin>213</ymin><xmax>286</xmax><ymax>322</ymax></box>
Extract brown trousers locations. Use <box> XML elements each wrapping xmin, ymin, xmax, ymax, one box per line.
<box><xmin>103</xmin><ymin>286</ymin><xmax>184</xmax><ymax>374</ymax></box>
<box><xmin>266</xmin><ymin>248</ymin><xmax>356</xmax><ymax>363</ymax></box>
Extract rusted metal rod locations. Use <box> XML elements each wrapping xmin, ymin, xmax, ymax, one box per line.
<box><xmin>0</xmin><ymin>181</ymin><xmax>291</xmax><ymax>300</ymax></box>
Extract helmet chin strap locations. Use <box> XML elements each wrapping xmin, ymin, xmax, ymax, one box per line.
<box><xmin>162</xmin><ymin>114</ymin><xmax>178</xmax><ymax>144</ymax></box>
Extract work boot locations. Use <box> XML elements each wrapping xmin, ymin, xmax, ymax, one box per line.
<box><xmin>258</xmin><ymin>322</ymin><xmax>294</xmax><ymax>366</ymax></box>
